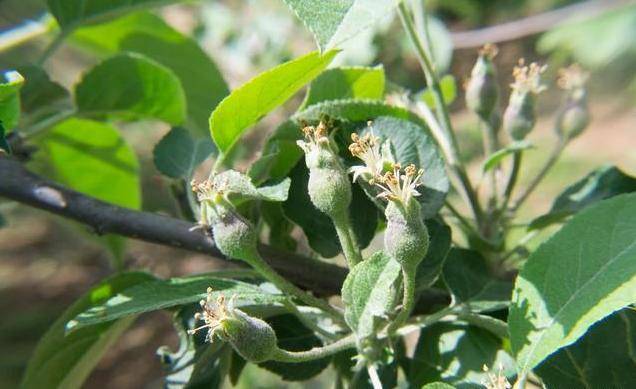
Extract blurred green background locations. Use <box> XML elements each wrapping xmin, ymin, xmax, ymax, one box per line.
<box><xmin>0</xmin><ymin>0</ymin><xmax>634</xmax><ymax>387</ymax></box>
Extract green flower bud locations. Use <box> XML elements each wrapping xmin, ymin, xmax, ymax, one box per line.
<box><xmin>297</xmin><ymin>122</ymin><xmax>352</xmax><ymax>218</ymax></box>
<box><xmin>223</xmin><ymin>309</ymin><xmax>278</xmax><ymax>363</ymax></box>
<box><xmin>503</xmin><ymin>60</ymin><xmax>546</xmax><ymax>141</ymax></box>
<box><xmin>503</xmin><ymin>91</ymin><xmax>535</xmax><ymax>140</ymax></box>
<box><xmin>466</xmin><ymin>44</ymin><xmax>499</xmax><ymax>120</ymax></box>
<box><xmin>555</xmin><ymin>64</ymin><xmax>590</xmax><ymax>140</ymax></box>
<box><xmin>191</xmin><ymin>179</ymin><xmax>258</xmax><ymax>262</ymax></box>
<box><xmin>189</xmin><ymin>291</ymin><xmax>278</xmax><ymax>363</ymax></box>
<box><xmin>384</xmin><ymin>199</ymin><xmax>429</xmax><ymax>269</ymax></box>
<box><xmin>211</xmin><ymin>205</ymin><xmax>258</xmax><ymax>261</ymax></box>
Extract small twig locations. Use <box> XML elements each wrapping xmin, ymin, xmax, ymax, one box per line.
<box><xmin>511</xmin><ymin>139</ymin><xmax>566</xmax><ymax>212</ymax></box>
<box><xmin>36</xmin><ymin>30</ymin><xmax>68</xmax><ymax>66</ymax></box>
<box><xmin>0</xmin><ymin>14</ymin><xmax>54</xmax><ymax>53</ymax></box>
<box><xmin>501</xmin><ymin>150</ymin><xmax>523</xmax><ymax>212</ymax></box>
<box><xmin>450</xmin><ymin>0</ymin><xmax>630</xmax><ymax>49</ymax></box>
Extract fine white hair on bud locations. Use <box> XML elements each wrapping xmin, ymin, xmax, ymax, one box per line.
<box><xmin>465</xmin><ymin>43</ymin><xmax>499</xmax><ymax>120</ymax></box>
<box><xmin>189</xmin><ymin>288</ymin><xmax>278</xmax><ymax>363</ymax></box>
<box><xmin>297</xmin><ymin>121</ymin><xmax>352</xmax><ymax>218</ymax></box>
<box><xmin>555</xmin><ymin>64</ymin><xmax>590</xmax><ymax>140</ymax></box>
<box><xmin>190</xmin><ymin>176</ymin><xmax>258</xmax><ymax>261</ymax></box>
<box><xmin>503</xmin><ymin>59</ymin><xmax>547</xmax><ymax>140</ymax></box>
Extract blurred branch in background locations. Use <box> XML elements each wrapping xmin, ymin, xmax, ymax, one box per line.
<box><xmin>450</xmin><ymin>0</ymin><xmax>631</xmax><ymax>48</ymax></box>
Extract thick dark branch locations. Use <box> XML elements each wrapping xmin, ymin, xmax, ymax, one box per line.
<box><xmin>0</xmin><ymin>154</ymin><xmax>346</xmax><ymax>296</ymax></box>
<box><xmin>0</xmin><ymin>154</ymin><xmax>449</xmax><ymax>313</ymax></box>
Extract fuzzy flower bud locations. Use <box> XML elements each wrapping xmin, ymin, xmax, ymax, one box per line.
<box><xmin>465</xmin><ymin>44</ymin><xmax>499</xmax><ymax>120</ymax></box>
<box><xmin>384</xmin><ymin>197</ymin><xmax>429</xmax><ymax>269</ymax></box>
<box><xmin>503</xmin><ymin>60</ymin><xmax>547</xmax><ymax>140</ymax></box>
<box><xmin>189</xmin><ymin>289</ymin><xmax>278</xmax><ymax>363</ymax></box>
<box><xmin>555</xmin><ymin>64</ymin><xmax>590</xmax><ymax>140</ymax></box>
<box><xmin>348</xmin><ymin>132</ymin><xmax>430</xmax><ymax>268</ymax></box>
<box><xmin>191</xmin><ymin>178</ymin><xmax>258</xmax><ymax>261</ymax></box>
<box><xmin>297</xmin><ymin>121</ymin><xmax>352</xmax><ymax>218</ymax></box>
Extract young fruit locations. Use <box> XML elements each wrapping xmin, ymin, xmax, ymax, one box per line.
<box><xmin>466</xmin><ymin>44</ymin><xmax>499</xmax><ymax>121</ymax></box>
<box><xmin>503</xmin><ymin>60</ymin><xmax>546</xmax><ymax>141</ymax></box>
<box><xmin>297</xmin><ymin>121</ymin><xmax>352</xmax><ymax>219</ymax></box>
<box><xmin>189</xmin><ymin>291</ymin><xmax>278</xmax><ymax>363</ymax></box>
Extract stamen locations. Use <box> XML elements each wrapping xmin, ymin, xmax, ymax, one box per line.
<box><xmin>511</xmin><ymin>59</ymin><xmax>547</xmax><ymax>94</ymax></box>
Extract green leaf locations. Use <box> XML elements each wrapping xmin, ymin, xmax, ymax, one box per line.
<box><xmin>37</xmin><ymin>118</ymin><xmax>141</xmax><ymax>210</ymax></box>
<box><xmin>210</xmin><ymin>50</ymin><xmax>337</xmax><ymax>155</ymax></box>
<box><xmin>282</xmin><ymin>0</ymin><xmax>395</xmax><ymax>52</ymax></box>
<box><xmin>408</xmin><ymin>322</ymin><xmax>515</xmax><ymax>388</ymax></box>
<box><xmin>36</xmin><ymin>118</ymin><xmax>141</xmax><ymax>260</ymax></box>
<box><xmin>68</xmin><ymin>275</ymin><xmax>285</xmax><ymax>331</ymax></box>
<box><xmin>0</xmin><ymin>70</ymin><xmax>24</xmax><ymax>131</ymax></box>
<box><xmin>46</xmin><ymin>0</ymin><xmax>186</xmax><ymax>31</ymax></box>
<box><xmin>252</xmin><ymin>99</ymin><xmax>429</xmax><ymax>184</ymax></box>
<box><xmin>364</xmin><ymin>116</ymin><xmax>449</xmax><ymax>218</ymax></box>
<box><xmin>213</xmin><ymin>170</ymin><xmax>291</xmax><ymax>203</ymax></box>
<box><xmin>422</xmin><ymin>383</ymin><xmax>456</xmax><ymax>389</ymax></box>
<box><xmin>153</xmin><ymin>127</ymin><xmax>215</xmax><ymax>179</ymax></box>
<box><xmin>509</xmin><ymin>193</ymin><xmax>636</xmax><ymax>373</ymax></box>
<box><xmin>21</xmin><ymin>272</ymin><xmax>155</xmax><ymax>389</ymax></box>
<box><xmin>301</xmin><ymin>66</ymin><xmax>385</xmax><ymax>108</ymax></box>
<box><xmin>342</xmin><ymin>251</ymin><xmax>401</xmax><ymax>338</ymax></box>
<box><xmin>538</xmin><ymin>4</ymin><xmax>636</xmax><ymax>69</ymax></box>
<box><xmin>482</xmin><ymin>141</ymin><xmax>533</xmax><ymax>173</ymax></box>
<box><xmin>75</xmin><ymin>53</ymin><xmax>186</xmax><ymax>124</ymax></box>
<box><xmin>529</xmin><ymin>165</ymin><xmax>636</xmax><ymax>230</ymax></box>
<box><xmin>536</xmin><ymin>309</ymin><xmax>636</xmax><ymax>388</ymax></box>
<box><xmin>259</xmin><ymin>314</ymin><xmax>330</xmax><ymax>381</ymax></box>
<box><xmin>420</xmin><ymin>74</ymin><xmax>456</xmax><ymax>108</ymax></box>
<box><xmin>283</xmin><ymin>161</ymin><xmax>377</xmax><ymax>257</ymax></box>
<box><xmin>0</xmin><ymin>121</ymin><xmax>11</xmax><ymax>154</ymax></box>
<box><xmin>72</xmin><ymin>12</ymin><xmax>229</xmax><ymax>135</ymax></box>
<box><xmin>17</xmin><ymin>65</ymin><xmax>71</xmax><ymax>124</ymax></box>
<box><xmin>415</xmin><ymin>219</ymin><xmax>452</xmax><ymax>292</ymax></box>
<box><xmin>261</xmin><ymin>202</ymin><xmax>297</xmax><ymax>251</ymax></box>
<box><xmin>0</xmin><ymin>211</ymin><xmax>6</xmax><ymax>228</ymax></box>
<box><xmin>158</xmin><ymin>305</ymin><xmax>232</xmax><ymax>389</ymax></box>
<box><xmin>295</xmin><ymin>98</ymin><xmax>426</xmax><ymax>125</ymax></box>
<box><xmin>443</xmin><ymin>248</ymin><xmax>512</xmax><ymax>313</ymax></box>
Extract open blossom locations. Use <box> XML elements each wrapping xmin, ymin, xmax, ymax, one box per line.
<box><xmin>374</xmin><ymin>163</ymin><xmax>424</xmax><ymax>205</ymax></box>
<box><xmin>348</xmin><ymin>124</ymin><xmax>395</xmax><ymax>182</ymax></box>
<box><xmin>348</xmin><ymin>123</ymin><xmax>424</xmax><ymax>205</ymax></box>
<box><xmin>296</xmin><ymin>121</ymin><xmax>330</xmax><ymax>154</ymax></box>
<box><xmin>510</xmin><ymin>59</ymin><xmax>547</xmax><ymax>95</ymax></box>
<box><xmin>188</xmin><ymin>287</ymin><xmax>236</xmax><ymax>342</ymax></box>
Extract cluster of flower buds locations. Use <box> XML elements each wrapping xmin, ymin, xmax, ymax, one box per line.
<box><xmin>503</xmin><ymin>59</ymin><xmax>547</xmax><ymax>140</ymax></box>
<box><xmin>297</xmin><ymin>121</ymin><xmax>352</xmax><ymax>219</ymax></box>
<box><xmin>465</xmin><ymin>44</ymin><xmax>500</xmax><ymax>121</ymax></box>
<box><xmin>189</xmin><ymin>288</ymin><xmax>278</xmax><ymax>363</ymax></box>
<box><xmin>555</xmin><ymin>64</ymin><xmax>590</xmax><ymax>140</ymax></box>
<box><xmin>191</xmin><ymin>177</ymin><xmax>258</xmax><ymax>261</ymax></box>
<box><xmin>348</xmin><ymin>124</ymin><xmax>429</xmax><ymax>269</ymax></box>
